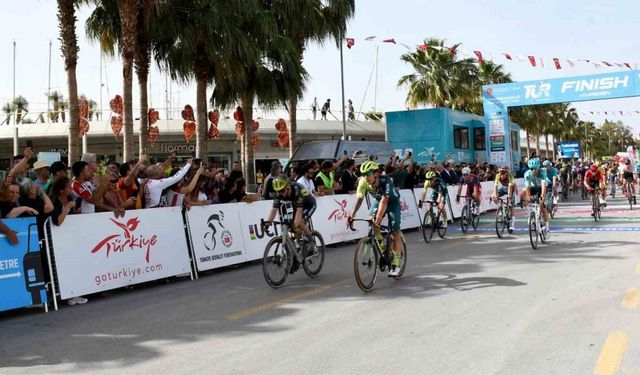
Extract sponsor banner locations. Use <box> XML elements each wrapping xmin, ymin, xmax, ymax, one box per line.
<box><xmin>557</xmin><ymin>141</ymin><xmax>581</xmax><ymax>159</ymax></box>
<box><xmin>399</xmin><ymin>189</ymin><xmax>421</xmax><ymax>229</ymax></box>
<box><xmin>313</xmin><ymin>194</ymin><xmax>369</xmax><ymax>245</ymax></box>
<box><xmin>186</xmin><ymin>203</ymin><xmax>247</xmax><ymax>272</ymax></box>
<box><xmin>237</xmin><ymin>200</ymin><xmax>279</xmax><ymax>262</ymax></box>
<box><xmin>0</xmin><ymin>217</ymin><xmax>47</xmax><ymax>312</ymax></box>
<box><xmin>50</xmin><ymin>208</ymin><xmax>191</xmax><ymax>299</ymax></box>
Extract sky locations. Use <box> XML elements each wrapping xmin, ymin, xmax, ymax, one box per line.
<box><xmin>1</xmin><ymin>0</ymin><xmax>639</xmax><ymax>132</ymax></box>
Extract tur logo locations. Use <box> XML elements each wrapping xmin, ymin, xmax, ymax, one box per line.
<box><xmin>204</xmin><ymin>211</ymin><xmax>233</xmax><ymax>251</ymax></box>
<box><xmin>523</xmin><ymin>83</ymin><xmax>551</xmax><ymax>99</ymax></box>
<box><xmin>90</xmin><ymin>217</ymin><xmax>158</xmax><ymax>263</ymax></box>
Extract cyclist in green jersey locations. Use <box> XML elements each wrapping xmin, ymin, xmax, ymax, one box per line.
<box><xmin>347</xmin><ymin>161</ymin><xmax>404</xmax><ymax>277</ymax></box>
<box><xmin>491</xmin><ymin>166</ymin><xmax>516</xmax><ymax>231</ymax></box>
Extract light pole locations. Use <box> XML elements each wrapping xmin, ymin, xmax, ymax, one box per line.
<box><xmin>339</xmin><ymin>33</ymin><xmax>347</xmax><ymax>139</ymax></box>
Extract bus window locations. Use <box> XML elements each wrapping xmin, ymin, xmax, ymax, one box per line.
<box><xmin>474</xmin><ymin>128</ymin><xmax>485</xmax><ymax>150</ymax></box>
<box><xmin>453</xmin><ymin>126</ymin><xmax>469</xmax><ymax>149</ymax></box>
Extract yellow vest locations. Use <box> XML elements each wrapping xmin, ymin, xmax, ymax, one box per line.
<box><xmin>316</xmin><ymin>171</ymin><xmax>334</xmax><ymax>189</ymax></box>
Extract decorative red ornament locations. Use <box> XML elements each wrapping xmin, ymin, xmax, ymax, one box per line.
<box><xmin>109</xmin><ymin>95</ymin><xmax>123</xmax><ymax>115</ymax></box>
<box><xmin>183</xmin><ymin>121</ymin><xmax>196</xmax><ymax>142</ymax></box>
<box><xmin>181</xmin><ymin>105</ymin><xmax>195</xmax><ymax>122</ymax></box>
<box><xmin>208</xmin><ymin>109</ymin><xmax>220</xmax><ymax>126</ymax></box>
<box><xmin>148</xmin><ymin>126</ymin><xmax>159</xmax><ymax>145</ymax></box>
<box><xmin>208</xmin><ymin>109</ymin><xmax>220</xmax><ymax>140</ymax></box>
<box><xmin>208</xmin><ymin>124</ymin><xmax>220</xmax><ymax>139</ymax></box>
<box><xmin>233</xmin><ymin>106</ymin><xmax>244</xmax><ymax>122</ymax></box>
<box><xmin>148</xmin><ymin>108</ymin><xmax>160</xmax><ymax>125</ymax></box>
<box><xmin>252</xmin><ymin>133</ymin><xmax>260</xmax><ymax>150</ymax></box>
<box><xmin>235</xmin><ymin>122</ymin><xmax>245</xmax><ymax>139</ymax></box>
<box><xmin>110</xmin><ymin>116</ymin><xmax>123</xmax><ymax>137</ymax></box>
<box><xmin>252</xmin><ymin>120</ymin><xmax>259</xmax><ymax>132</ymax></box>
<box><xmin>78</xmin><ymin>99</ymin><xmax>90</xmax><ymax>137</ymax></box>
<box><xmin>274</xmin><ymin>118</ymin><xmax>289</xmax><ymax>148</ymax></box>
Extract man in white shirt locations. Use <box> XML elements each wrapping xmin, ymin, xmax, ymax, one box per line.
<box><xmin>296</xmin><ymin>164</ymin><xmax>317</xmax><ymax>195</ymax></box>
<box><xmin>144</xmin><ymin>159</ymin><xmax>192</xmax><ymax>208</ymax></box>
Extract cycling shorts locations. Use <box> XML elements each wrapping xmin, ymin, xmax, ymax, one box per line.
<box><xmin>529</xmin><ymin>186</ymin><xmax>542</xmax><ymax>201</ymax></box>
<box><xmin>498</xmin><ymin>187</ymin><xmax>509</xmax><ymax>197</ymax></box>
<box><xmin>587</xmin><ymin>180</ymin><xmax>599</xmax><ymax>190</ymax></box>
<box><xmin>301</xmin><ymin>199</ymin><xmax>317</xmax><ymax>221</ymax></box>
<box><xmin>369</xmin><ymin>199</ymin><xmax>402</xmax><ymax>232</ymax></box>
<box><xmin>623</xmin><ymin>171</ymin><xmax>634</xmax><ymax>181</ymax></box>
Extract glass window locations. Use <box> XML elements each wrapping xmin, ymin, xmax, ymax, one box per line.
<box><xmin>453</xmin><ymin>126</ymin><xmax>469</xmax><ymax>149</ymax></box>
<box><xmin>474</xmin><ymin>128</ymin><xmax>485</xmax><ymax>150</ymax></box>
<box><xmin>511</xmin><ymin>130</ymin><xmax>519</xmax><ymax>151</ymax></box>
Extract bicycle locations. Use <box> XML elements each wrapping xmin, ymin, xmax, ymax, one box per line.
<box><xmin>561</xmin><ymin>178</ymin><xmax>569</xmax><ymax>202</ymax></box>
<box><xmin>349</xmin><ymin>219</ymin><xmax>407</xmax><ymax>292</ymax></box>
<box><xmin>261</xmin><ymin>204</ymin><xmax>326</xmax><ymax>288</ymax></box>
<box><xmin>527</xmin><ymin>195</ymin><xmax>548</xmax><ymax>250</ymax></box>
<box><xmin>588</xmin><ymin>187</ymin><xmax>602</xmax><ymax>222</ymax></box>
<box><xmin>623</xmin><ymin>179</ymin><xmax>636</xmax><ymax>210</ymax></box>
<box><xmin>549</xmin><ymin>185</ymin><xmax>559</xmax><ymax>219</ymax></box>
<box><xmin>495</xmin><ymin>196</ymin><xmax>514</xmax><ymax>239</ymax></box>
<box><xmin>459</xmin><ymin>195</ymin><xmax>480</xmax><ymax>233</ymax></box>
<box><xmin>419</xmin><ymin>199</ymin><xmax>447</xmax><ymax>243</ymax></box>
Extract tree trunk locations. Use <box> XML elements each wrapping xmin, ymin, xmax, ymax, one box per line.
<box><xmin>16</xmin><ymin>110</ymin><xmax>22</xmax><ymax>124</ymax></box>
<box><xmin>535</xmin><ymin>133</ymin><xmax>541</xmax><ymax>157</ymax></box>
<box><xmin>57</xmin><ymin>0</ymin><xmax>81</xmax><ymax>164</ymax></box>
<box><xmin>122</xmin><ymin>58</ymin><xmax>135</xmax><ymax>161</ymax></box>
<box><xmin>241</xmin><ymin>95</ymin><xmax>256</xmax><ymax>187</ymax></box>
<box><xmin>525</xmin><ymin>130</ymin><xmax>531</xmax><ymax>160</ymax></box>
<box><xmin>288</xmin><ymin>96</ymin><xmax>297</xmax><ymax>159</ymax></box>
<box><xmin>195</xmin><ymin>76</ymin><xmax>208</xmax><ymax>159</ymax></box>
<box><xmin>138</xmin><ymin>73</ymin><xmax>149</xmax><ymax>158</ymax></box>
<box><xmin>544</xmin><ymin>134</ymin><xmax>550</xmax><ymax>159</ymax></box>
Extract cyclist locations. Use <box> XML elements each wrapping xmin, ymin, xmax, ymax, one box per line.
<box><xmin>622</xmin><ymin>160</ymin><xmax>636</xmax><ymax>205</ymax></box>
<box><xmin>608</xmin><ymin>163</ymin><xmax>618</xmax><ymax>197</ymax></box>
<box><xmin>491</xmin><ymin>166</ymin><xmax>516</xmax><ymax>231</ymax></box>
<box><xmin>559</xmin><ymin>162</ymin><xmax>570</xmax><ymax>200</ymax></box>
<box><xmin>418</xmin><ymin>170</ymin><xmax>448</xmax><ymax>228</ymax></box>
<box><xmin>456</xmin><ymin>167</ymin><xmax>481</xmax><ymax>214</ymax></box>
<box><xmin>264</xmin><ymin>174</ymin><xmax>317</xmax><ymax>255</ymax></box>
<box><xmin>520</xmin><ymin>158</ymin><xmax>550</xmax><ymax>232</ymax></box>
<box><xmin>347</xmin><ymin>161</ymin><xmax>404</xmax><ymax>277</ymax></box>
<box><xmin>584</xmin><ymin>164</ymin><xmax>606</xmax><ymax>214</ymax></box>
<box><xmin>543</xmin><ymin>160</ymin><xmax>559</xmax><ymax>207</ymax></box>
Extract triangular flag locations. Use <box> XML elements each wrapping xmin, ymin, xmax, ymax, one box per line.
<box><xmin>345</xmin><ymin>37</ymin><xmax>355</xmax><ymax>49</ymax></box>
<box><xmin>602</xmin><ymin>61</ymin><xmax>613</xmax><ymax>67</ymax></box>
<box><xmin>590</xmin><ymin>111</ymin><xmax>594</xmax><ymax>115</ymax></box>
<box><xmin>636</xmin><ymin>110</ymin><xmax>640</xmax><ymax>114</ymax></box>
<box><xmin>382</xmin><ymin>38</ymin><xmax>396</xmax><ymax>44</ymax></box>
<box><xmin>553</xmin><ymin>58</ymin><xmax>562</xmax><ymax>69</ymax></box>
<box><xmin>473</xmin><ymin>50</ymin><xmax>484</xmax><ymax>63</ymax></box>
<box><xmin>528</xmin><ymin>56</ymin><xmax>536</xmax><ymax>67</ymax></box>
<box><xmin>449</xmin><ymin>46</ymin><xmax>457</xmax><ymax>55</ymax></box>
<box><xmin>604</xmin><ymin>111</ymin><xmax>608</xmax><ymax>115</ymax></box>
<box><xmin>566</xmin><ymin>59</ymin><xmax>575</xmax><ymax>67</ymax></box>
<box><xmin>365</xmin><ymin>36</ymin><xmax>376</xmax><ymax>41</ymax></box>
<box><xmin>503</xmin><ymin>53</ymin><xmax>513</xmax><ymax>60</ymax></box>
<box><xmin>418</xmin><ymin>44</ymin><xmax>428</xmax><ymax>51</ymax></box>
<box><xmin>517</xmin><ymin>54</ymin><xmax>525</xmax><ymax>62</ymax></box>
<box><xmin>615</xmin><ymin>63</ymin><xmax>624</xmax><ymax>68</ymax></box>
<box><xmin>620</xmin><ymin>111</ymin><xmax>624</xmax><ymax>115</ymax></box>
<box><xmin>624</xmin><ymin>63</ymin><xmax>632</xmax><ymax>69</ymax></box>
<box><xmin>430</xmin><ymin>46</ymin><xmax>443</xmax><ymax>51</ymax></box>
<box><xmin>540</xmin><ymin>57</ymin><xmax>545</xmax><ymax>68</ymax></box>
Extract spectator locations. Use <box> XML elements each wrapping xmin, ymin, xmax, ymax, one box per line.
<box><xmin>207</xmin><ymin>179</ymin><xmax>221</xmax><ymax>204</ymax></box>
<box><xmin>106</xmin><ymin>161</ymin><xmax>120</xmax><ymax>177</ymax></box>
<box><xmin>117</xmin><ymin>156</ymin><xmax>147</xmax><ymax>207</ymax></box>
<box><xmin>315</xmin><ymin>156</ymin><xmax>348</xmax><ymax>195</ymax></box>
<box><xmin>262</xmin><ymin>162</ymin><xmax>282</xmax><ymax>200</ymax></box>
<box><xmin>297</xmin><ymin>164</ymin><xmax>317</xmax><ymax>195</ymax></box>
<box><xmin>311</xmin><ymin>97</ymin><xmax>318</xmax><ymax>120</ymax></box>
<box><xmin>185</xmin><ymin>175</ymin><xmax>211</xmax><ymax>207</ymax></box>
<box><xmin>32</xmin><ymin>160</ymin><xmax>51</xmax><ymax>190</ymax></box>
<box><xmin>321</xmin><ymin>99</ymin><xmax>331</xmax><ymax>120</ymax></box>
<box><xmin>347</xmin><ymin>99</ymin><xmax>355</xmax><ymax>121</ymax></box>
<box><xmin>0</xmin><ymin>182</ymin><xmax>38</xmax><ymax>218</ymax></box>
<box><xmin>143</xmin><ymin>159</ymin><xmax>192</xmax><ymax>208</ymax></box>
<box><xmin>50</xmin><ymin>176</ymin><xmax>79</xmax><ymax>226</ymax></box>
<box><xmin>289</xmin><ymin>166</ymin><xmax>300</xmax><ymax>183</ymax></box>
<box><xmin>6</xmin><ymin>148</ymin><xmax>33</xmax><ymax>184</ymax></box>
<box><xmin>0</xmin><ymin>217</ymin><xmax>18</xmax><ymax>245</ymax></box>
<box><xmin>442</xmin><ymin>159</ymin><xmax>457</xmax><ymax>185</ymax></box>
<box><xmin>102</xmin><ymin>173</ymin><xmax>134</xmax><ymax>215</ymax></box>
<box><xmin>71</xmin><ymin>160</ymin><xmax>113</xmax><ymax>214</ymax></box>
<box><xmin>232</xmin><ymin>161</ymin><xmax>241</xmax><ymax>172</ymax></box>
<box><xmin>18</xmin><ymin>178</ymin><xmax>54</xmax><ymax>232</ymax></box>
<box><xmin>81</xmin><ymin>153</ymin><xmax>100</xmax><ymax>186</ymax></box>
<box><xmin>338</xmin><ymin>159</ymin><xmax>358</xmax><ymax>194</ymax></box>
<box><xmin>45</xmin><ymin>161</ymin><xmax>69</xmax><ymax>194</ymax></box>
<box><xmin>167</xmin><ymin>165</ymin><xmax>203</xmax><ymax>208</ymax></box>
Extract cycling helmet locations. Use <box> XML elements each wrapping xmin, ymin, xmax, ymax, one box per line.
<box><xmin>461</xmin><ymin>167</ymin><xmax>471</xmax><ymax>175</ymax></box>
<box><xmin>527</xmin><ymin>158</ymin><xmax>540</xmax><ymax>170</ymax></box>
<box><xmin>542</xmin><ymin>160</ymin><xmax>551</xmax><ymax>167</ymax></box>
<box><xmin>626</xmin><ymin>160</ymin><xmax>631</xmax><ymax>165</ymax></box>
<box><xmin>589</xmin><ymin>165</ymin><xmax>598</xmax><ymax>172</ymax></box>
<box><xmin>272</xmin><ymin>174</ymin><xmax>289</xmax><ymax>192</ymax></box>
<box><xmin>499</xmin><ymin>166</ymin><xmax>508</xmax><ymax>172</ymax></box>
<box><xmin>425</xmin><ymin>171</ymin><xmax>437</xmax><ymax>180</ymax></box>
<box><xmin>360</xmin><ymin>161</ymin><xmax>379</xmax><ymax>175</ymax></box>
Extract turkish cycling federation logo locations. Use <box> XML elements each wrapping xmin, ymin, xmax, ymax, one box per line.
<box><xmin>204</xmin><ymin>211</ymin><xmax>233</xmax><ymax>251</ymax></box>
<box><xmin>328</xmin><ymin>199</ymin><xmax>349</xmax><ymax>222</ymax></box>
<box><xmin>90</xmin><ymin>217</ymin><xmax>158</xmax><ymax>263</ymax></box>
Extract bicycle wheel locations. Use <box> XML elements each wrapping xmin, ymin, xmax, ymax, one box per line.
<box><xmin>506</xmin><ymin>209</ymin><xmax>514</xmax><ymax>234</ymax></box>
<box><xmin>354</xmin><ymin>237</ymin><xmax>379</xmax><ymax>292</ymax></box>
<box><xmin>303</xmin><ymin>231</ymin><xmax>326</xmax><ymax>278</ymax></box>
<box><xmin>528</xmin><ymin>211</ymin><xmax>539</xmax><ymax>250</ymax></box>
<box><xmin>495</xmin><ymin>206</ymin><xmax>505</xmax><ymax>239</ymax></box>
<box><xmin>550</xmin><ymin>201</ymin><xmax>557</xmax><ymax>219</ymax></box>
<box><xmin>436</xmin><ymin>211</ymin><xmax>447</xmax><ymax>239</ymax></box>
<box><xmin>262</xmin><ymin>237</ymin><xmax>292</xmax><ymax>288</ymax></box>
<box><xmin>460</xmin><ymin>205</ymin><xmax>469</xmax><ymax>233</ymax></box>
<box><xmin>628</xmin><ymin>189</ymin><xmax>633</xmax><ymax>210</ymax></box>
<box><xmin>421</xmin><ymin>210</ymin><xmax>435</xmax><ymax>243</ymax></box>
<box><xmin>471</xmin><ymin>203</ymin><xmax>480</xmax><ymax>230</ymax></box>
<box><xmin>393</xmin><ymin>233</ymin><xmax>408</xmax><ymax>280</ymax></box>
<box><xmin>539</xmin><ymin>213</ymin><xmax>548</xmax><ymax>243</ymax></box>
<box><xmin>592</xmin><ymin>195</ymin><xmax>599</xmax><ymax>222</ymax></box>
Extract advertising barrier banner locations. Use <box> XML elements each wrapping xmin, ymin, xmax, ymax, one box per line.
<box><xmin>313</xmin><ymin>194</ymin><xmax>369</xmax><ymax>245</ymax></box>
<box><xmin>50</xmin><ymin>208</ymin><xmax>192</xmax><ymax>299</ymax></box>
<box><xmin>186</xmin><ymin>203</ymin><xmax>248</xmax><ymax>272</ymax></box>
<box><xmin>237</xmin><ymin>200</ymin><xmax>279</xmax><ymax>262</ymax></box>
<box><xmin>399</xmin><ymin>189</ymin><xmax>421</xmax><ymax>229</ymax></box>
<box><xmin>0</xmin><ymin>217</ymin><xmax>47</xmax><ymax>312</ymax></box>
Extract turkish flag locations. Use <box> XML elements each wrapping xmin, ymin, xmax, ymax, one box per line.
<box><xmin>528</xmin><ymin>56</ymin><xmax>536</xmax><ymax>67</ymax></box>
<box><xmin>473</xmin><ymin>51</ymin><xmax>483</xmax><ymax>63</ymax></box>
<box><xmin>553</xmin><ymin>58</ymin><xmax>562</xmax><ymax>69</ymax></box>
<box><xmin>346</xmin><ymin>38</ymin><xmax>355</xmax><ymax>49</ymax></box>
<box><xmin>382</xmin><ymin>38</ymin><xmax>396</xmax><ymax>44</ymax></box>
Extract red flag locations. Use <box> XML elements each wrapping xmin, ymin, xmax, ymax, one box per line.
<box><xmin>503</xmin><ymin>53</ymin><xmax>512</xmax><ymax>60</ymax></box>
<box><xmin>553</xmin><ymin>58</ymin><xmax>562</xmax><ymax>69</ymax></box>
<box><xmin>624</xmin><ymin>63</ymin><xmax>632</xmax><ymax>69</ymax></box>
<box><xmin>449</xmin><ymin>46</ymin><xmax>457</xmax><ymax>55</ymax></box>
<box><xmin>345</xmin><ymin>38</ymin><xmax>355</xmax><ymax>49</ymax></box>
<box><xmin>528</xmin><ymin>56</ymin><xmax>536</xmax><ymax>67</ymax></box>
<box><xmin>473</xmin><ymin>51</ymin><xmax>483</xmax><ymax>63</ymax></box>
<box><xmin>418</xmin><ymin>44</ymin><xmax>428</xmax><ymax>51</ymax></box>
<box><xmin>382</xmin><ymin>38</ymin><xmax>396</xmax><ymax>44</ymax></box>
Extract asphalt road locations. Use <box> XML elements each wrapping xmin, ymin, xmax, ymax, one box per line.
<box><xmin>1</xmin><ymin>192</ymin><xmax>640</xmax><ymax>375</ymax></box>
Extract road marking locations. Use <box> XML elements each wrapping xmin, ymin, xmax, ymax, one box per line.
<box><xmin>621</xmin><ymin>288</ymin><xmax>640</xmax><ymax>309</ymax></box>
<box><xmin>594</xmin><ymin>331</ymin><xmax>629</xmax><ymax>375</ymax></box>
<box><xmin>228</xmin><ymin>278</ymin><xmax>351</xmax><ymax>320</ymax></box>
<box><xmin>636</xmin><ymin>261</ymin><xmax>640</xmax><ymax>275</ymax></box>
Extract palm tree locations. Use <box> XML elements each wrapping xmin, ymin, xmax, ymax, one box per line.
<box><xmin>12</xmin><ymin>96</ymin><xmax>29</xmax><ymax>124</ymax></box>
<box><xmin>467</xmin><ymin>61</ymin><xmax>512</xmax><ymax>115</ymax></box>
<box><xmin>48</xmin><ymin>91</ymin><xmax>62</xmax><ymax>122</ymax></box>
<box><xmin>59</xmin><ymin>99</ymin><xmax>69</xmax><ymax>122</ymax></box>
<box><xmin>57</xmin><ymin>0</ymin><xmax>82</xmax><ymax>163</ymax></box>
<box><xmin>2</xmin><ymin>103</ymin><xmax>13</xmax><ymax>125</ymax></box>
<box><xmin>273</xmin><ymin>0</ymin><xmax>355</xmax><ymax>158</ymax></box>
<box><xmin>117</xmin><ymin>0</ymin><xmax>139</xmax><ymax>161</ymax></box>
<box><xmin>398</xmin><ymin>38</ymin><xmax>477</xmax><ymax>110</ymax></box>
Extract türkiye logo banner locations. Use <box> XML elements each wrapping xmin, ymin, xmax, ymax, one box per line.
<box><xmin>91</xmin><ymin>217</ymin><xmax>158</xmax><ymax>263</ymax></box>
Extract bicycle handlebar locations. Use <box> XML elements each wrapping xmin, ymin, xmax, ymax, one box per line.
<box><xmin>347</xmin><ymin>218</ymin><xmax>390</xmax><ymax>232</ymax></box>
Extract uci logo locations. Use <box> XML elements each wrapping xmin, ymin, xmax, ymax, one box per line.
<box><xmin>523</xmin><ymin>83</ymin><xmax>551</xmax><ymax>99</ymax></box>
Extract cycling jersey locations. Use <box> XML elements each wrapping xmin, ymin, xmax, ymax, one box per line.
<box><xmin>545</xmin><ymin>167</ymin><xmax>559</xmax><ymax>185</ymax></box>
<box><xmin>458</xmin><ymin>174</ymin><xmax>481</xmax><ymax>197</ymax></box>
<box><xmin>272</xmin><ymin>182</ymin><xmax>317</xmax><ymax>220</ymax></box>
<box><xmin>424</xmin><ymin>177</ymin><xmax>448</xmax><ymax>202</ymax></box>
<box><xmin>623</xmin><ymin>165</ymin><xmax>635</xmax><ymax>180</ymax></box>
<box><xmin>368</xmin><ymin>175</ymin><xmax>401</xmax><ymax>231</ymax></box>
<box><xmin>524</xmin><ymin>169</ymin><xmax>547</xmax><ymax>189</ymax></box>
<box><xmin>584</xmin><ymin>170</ymin><xmax>604</xmax><ymax>182</ymax></box>
<box><xmin>356</xmin><ymin>177</ymin><xmax>375</xmax><ymax>199</ymax></box>
<box><xmin>494</xmin><ymin>173</ymin><xmax>514</xmax><ymax>188</ymax></box>
<box><xmin>372</xmin><ymin>175</ymin><xmax>400</xmax><ymax>203</ymax></box>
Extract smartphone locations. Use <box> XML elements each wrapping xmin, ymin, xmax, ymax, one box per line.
<box><xmin>75</xmin><ymin>197</ymin><xmax>82</xmax><ymax>210</ymax></box>
<box><xmin>26</xmin><ymin>140</ymin><xmax>33</xmax><ymax>149</ymax></box>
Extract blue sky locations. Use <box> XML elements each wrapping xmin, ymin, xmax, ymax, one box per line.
<box><xmin>1</xmin><ymin>0</ymin><xmax>639</xmax><ymax>131</ymax></box>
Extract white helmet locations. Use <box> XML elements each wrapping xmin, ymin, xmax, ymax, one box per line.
<box><xmin>461</xmin><ymin>167</ymin><xmax>471</xmax><ymax>175</ymax></box>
